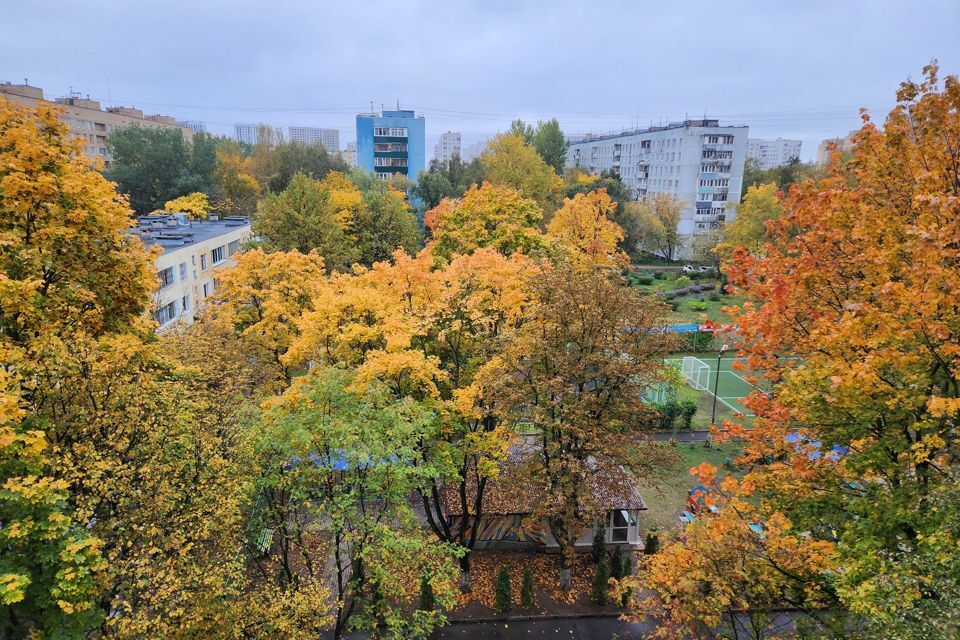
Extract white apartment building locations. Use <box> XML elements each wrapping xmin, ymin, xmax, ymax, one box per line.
<box><xmin>1</xmin><ymin>82</ymin><xmax>193</xmax><ymax>167</ymax></box>
<box><xmin>287</xmin><ymin>126</ymin><xmax>340</xmax><ymax>151</ymax></box>
<box><xmin>566</xmin><ymin>119</ymin><xmax>749</xmax><ymax>258</ymax></box>
<box><xmin>234</xmin><ymin>123</ymin><xmax>283</xmax><ymax>146</ymax></box>
<box><xmin>130</xmin><ymin>214</ymin><xmax>252</xmax><ymax>330</ymax></box>
<box><xmin>747</xmin><ymin>137</ymin><xmax>801</xmax><ymax>170</ymax></box>
<box><xmin>178</xmin><ymin>120</ymin><xmax>207</xmax><ymax>133</ymax></box>
<box><xmin>434</xmin><ymin>131</ymin><xmax>461</xmax><ymax>163</ymax></box>
<box><xmin>816</xmin><ymin>131</ymin><xmax>856</xmax><ymax>165</ymax></box>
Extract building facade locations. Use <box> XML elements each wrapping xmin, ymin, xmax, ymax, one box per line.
<box><xmin>1</xmin><ymin>82</ymin><xmax>193</xmax><ymax>167</ymax></box>
<box><xmin>747</xmin><ymin>137</ymin><xmax>801</xmax><ymax>169</ymax></box>
<box><xmin>130</xmin><ymin>214</ymin><xmax>252</xmax><ymax>329</ymax></box>
<box><xmin>355</xmin><ymin>109</ymin><xmax>426</xmax><ymax>180</ymax></box>
<box><xmin>566</xmin><ymin>119</ymin><xmax>749</xmax><ymax>258</ymax></box>
<box><xmin>178</xmin><ymin>120</ymin><xmax>207</xmax><ymax>133</ymax></box>
<box><xmin>287</xmin><ymin>126</ymin><xmax>339</xmax><ymax>152</ymax></box>
<box><xmin>340</xmin><ymin>142</ymin><xmax>357</xmax><ymax>168</ymax></box>
<box><xmin>433</xmin><ymin>131</ymin><xmax>461</xmax><ymax>163</ymax></box>
<box><xmin>233</xmin><ymin>123</ymin><xmax>263</xmax><ymax>145</ymax></box>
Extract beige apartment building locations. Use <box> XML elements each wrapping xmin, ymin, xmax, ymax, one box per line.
<box><xmin>0</xmin><ymin>81</ymin><xmax>193</xmax><ymax>167</ymax></box>
<box><xmin>129</xmin><ymin>214</ymin><xmax>252</xmax><ymax>330</ymax></box>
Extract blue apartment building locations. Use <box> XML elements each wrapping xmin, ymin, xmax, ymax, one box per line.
<box><xmin>355</xmin><ymin>109</ymin><xmax>425</xmax><ymax>181</ymax></box>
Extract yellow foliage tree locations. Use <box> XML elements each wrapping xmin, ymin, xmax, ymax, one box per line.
<box><xmin>162</xmin><ymin>191</ymin><xmax>212</xmax><ymax>219</ymax></box>
<box><xmin>481</xmin><ymin>133</ymin><xmax>564</xmax><ymax>215</ymax></box>
<box><xmin>547</xmin><ymin>188</ymin><xmax>627</xmax><ymax>270</ymax></box>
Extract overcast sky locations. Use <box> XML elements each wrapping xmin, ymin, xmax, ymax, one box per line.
<box><xmin>3</xmin><ymin>0</ymin><xmax>959</xmax><ymax>160</ymax></box>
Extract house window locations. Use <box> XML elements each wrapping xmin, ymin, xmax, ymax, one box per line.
<box><xmin>202</xmin><ymin>282</ymin><xmax>211</xmax><ymax>298</ymax></box>
<box><xmin>200</xmin><ymin>254</ymin><xmax>208</xmax><ymax>270</ymax></box>
<box><xmin>179</xmin><ymin>262</ymin><xmax>188</xmax><ymax>281</ymax></box>
<box><xmin>181</xmin><ymin>294</ymin><xmax>191</xmax><ymax>311</ymax></box>
<box><xmin>227</xmin><ymin>240</ymin><xmax>240</xmax><ymax>256</ymax></box>
<box><xmin>153</xmin><ymin>300</ymin><xmax>177</xmax><ymax>326</ymax></box>
<box><xmin>373</xmin><ymin>126</ymin><xmax>407</xmax><ymax>137</ymax></box>
<box><xmin>212</xmin><ymin>246</ymin><xmax>225</xmax><ymax>265</ymax></box>
<box><xmin>607</xmin><ymin>509</ymin><xmax>638</xmax><ymax>543</ymax></box>
<box><xmin>158</xmin><ymin>266</ymin><xmax>175</xmax><ymax>289</ymax></box>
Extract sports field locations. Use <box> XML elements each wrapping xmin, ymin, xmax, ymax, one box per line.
<box><xmin>665</xmin><ymin>355</ymin><xmax>770</xmax><ymax>419</ymax></box>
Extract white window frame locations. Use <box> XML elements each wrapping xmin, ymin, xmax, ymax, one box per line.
<box><xmin>211</xmin><ymin>245</ymin><xmax>226</xmax><ymax>265</ymax></box>
<box><xmin>607</xmin><ymin>509</ymin><xmax>638</xmax><ymax>543</ymax></box>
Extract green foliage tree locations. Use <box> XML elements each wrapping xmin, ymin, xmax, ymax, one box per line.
<box><xmin>508</xmin><ymin>118</ymin><xmax>534</xmax><ymax>144</ymax></box>
<box><xmin>680</xmin><ymin>399</ymin><xmax>698</xmax><ymax>430</ymax></box>
<box><xmin>351</xmin><ymin>178</ymin><xmax>422</xmax><ymax>264</ymax></box>
<box><xmin>742</xmin><ymin>157</ymin><xmax>825</xmax><ymax>196</ymax></box>
<box><xmin>495</xmin><ymin>567</ymin><xmax>513</xmax><ymax>613</ymax></box>
<box><xmin>418</xmin><ymin>575</ymin><xmax>436</xmax><ymax>612</ymax></box>
<box><xmin>254</xmin><ymin>140</ymin><xmax>348</xmax><ymax>194</ymax></box>
<box><xmin>413</xmin><ymin>155</ymin><xmax>488</xmax><ymax>209</ymax></box>
<box><xmin>520</xmin><ymin>567</ymin><xmax>535</xmax><ymax>608</ymax></box>
<box><xmin>592</xmin><ymin>557</ymin><xmax>611</xmax><ymax>605</ymax></box>
<box><xmin>592</xmin><ymin>522</ymin><xmax>607</xmax><ymax>564</ymax></box>
<box><xmin>253</xmin><ymin>172</ymin><xmax>357</xmax><ymax>269</ymax></box>
<box><xmin>107</xmin><ymin>126</ymin><xmax>192</xmax><ymax>214</ymax></box>
<box><xmin>532</xmin><ymin>118</ymin><xmax>569</xmax><ymax>173</ymax></box>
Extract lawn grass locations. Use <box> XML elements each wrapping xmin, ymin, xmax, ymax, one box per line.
<box><xmin>671</xmin><ymin>294</ymin><xmax>746</xmax><ymax>324</ymax></box>
<box><xmin>638</xmin><ymin>441</ymin><xmax>742</xmax><ymax>532</ymax></box>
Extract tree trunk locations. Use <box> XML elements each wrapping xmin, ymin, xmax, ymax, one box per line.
<box><xmin>458</xmin><ymin>553</ymin><xmax>472</xmax><ymax>592</ymax></box>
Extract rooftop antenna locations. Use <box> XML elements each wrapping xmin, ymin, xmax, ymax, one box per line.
<box><xmin>106</xmin><ymin>77</ymin><xmax>112</xmax><ymax>107</ymax></box>
<box><xmin>370</xmin><ymin>100</ymin><xmax>374</xmax><ymax>113</ymax></box>
<box><xmin>396</xmin><ymin>97</ymin><xmax>400</xmax><ymax>110</ymax></box>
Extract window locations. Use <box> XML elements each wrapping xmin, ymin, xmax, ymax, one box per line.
<box><xmin>373</xmin><ymin>126</ymin><xmax>407</xmax><ymax>137</ymax></box>
<box><xmin>374</xmin><ymin>157</ymin><xmax>408</xmax><ymax>167</ymax></box>
<box><xmin>200</xmin><ymin>254</ymin><xmax>208</xmax><ymax>270</ymax></box>
<box><xmin>211</xmin><ymin>246</ymin><xmax>225</xmax><ymax>265</ymax></box>
<box><xmin>373</xmin><ymin>142</ymin><xmax>408</xmax><ymax>152</ymax></box>
<box><xmin>179</xmin><ymin>262</ymin><xmax>188</xmax><ymax>281</ymax></box>
<box><xmin>607</xmin><ymin>509</ymin><xmax>638</xmax><ymax>543</ymax></box>
<box><xmin>228</xmin><ymin>240</ymin><xmax>240</xmax><ymax>256</ymax></box>
<box><xmin>181</xmin><ymin>294</ymin><xmax>191</xmax><ymax>311</ymax></box>
<box><xmin>153</xmin><ymin>300</ymin><xmax>177</xmax><ymax>326</ymax></box>
<box><xmin>158</xmin><ymin>266</ymin><xmax>175</xmax><ymax>289</ymax></box>
<box><xmin>202</xmin><ymin>282</ymin><xmax>211</xmax><ymax>298</ymax></box>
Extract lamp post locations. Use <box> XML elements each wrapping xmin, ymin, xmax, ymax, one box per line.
<box><xmin>711</xmin><ymin>344</ymin><xmax>730</xmax><ymax>426</ymax></box>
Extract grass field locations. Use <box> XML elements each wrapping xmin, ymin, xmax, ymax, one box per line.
<box><xmin>665</xmin><ymin>355</ymin><xmax>767</xmax><ymax>418</ymax></box>
<box><xmin>638</xmin><ymin>441</ymin><xmax>742</xmax><ymax>531</ymax></box>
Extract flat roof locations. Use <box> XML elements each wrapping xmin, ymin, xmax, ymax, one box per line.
<box><xmin>130</xmin><ymin>214</ymin><xmax>250</xmax><ymax>252</ymax></box>
<box><xmin>571</xmin><ymin>119</ymin><xmax>747</xmax><ymax>145</ymax></box>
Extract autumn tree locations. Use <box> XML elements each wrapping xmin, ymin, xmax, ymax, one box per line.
<box><xmin>106</xmin><ymin>125</ymin><xmax>193</xmax><ymax>214</ymax></box>
<box><xmin>715</xmin><ymin>182</ymin><xmax>782</xmax><ymax>264</ymax></box>
<box><xmin>629</xmin><ymin>471</ymin><xmax>841</xmax><ymax>639</ymax></box>
<box><xmin>345</xmin><ymin>172</ymin><xmax>422</xmax><ymax>264</ymax></box>
<box><xmin>546</xmin><ymin>188</ymin><xmax>626</xmax><ymax>270</ymax></box>
<box><xmin>489</xmin><ymin>261</ymin><xmax>678</xmax><ymax>590</ymax></box>
<box><xmin>0</xmin><ymin>99</ymin><xmax>251</xmax><ymax>637</ymax></box>
<box><xmin>424</xmin><ymin>182</ymin><xmax>545</xmax><ymax>261</ymax></box>
<box><xmin>162</xmin><ymin>191</ymin><xmax>212</xmax><ymax>219</ymax></box>
<box><xmin>481</xmin><ymin>133</ymin><xmax>564</xmax><ymax>215</ymax></box>
<box><xmin>633</xmin><ymin>193</ymin><xmax>684</xmax><ymax>260</ymax></box>
<box><xmin>411</xmin><ymin>155</ymin><xmax>487</xmax><ymax>209</ymax></box>
<box><xmin>215</xmin><ymin>141</ymin><xmax>262</xmax><ymax>215</ymax></box>
<box><xmin>718</xmin><ymin>63</ymin><xmax>960</xmax><ymax>639</ymax></box>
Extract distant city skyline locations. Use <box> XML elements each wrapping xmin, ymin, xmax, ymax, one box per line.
<box><xmin>3</xmin><ymin>1</ymin><xmax>957</xmax><ymax>161</ymax></box>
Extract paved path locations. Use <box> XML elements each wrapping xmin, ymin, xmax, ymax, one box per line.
<box><xmin>432</xmin><ymin>616</ymin><xmax>655</xmax><ymax>639</ymax></box>
<box><xmin>654</xmin><ymin>429</ymin><xmax>711</xmax><ymax>442</ymax></box>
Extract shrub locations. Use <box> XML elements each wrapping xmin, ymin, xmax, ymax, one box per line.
<box><xmin>674</xmin><ymin>275</ymin><xmax>691</xmax><ymax>288</ymax></box>
<box><xmin>592</xmin><ymin>522</ymin><xmax>607</xmax><ymax>564</ymax></box>
<box><xmin>680</xmin><ymin>398</ymin><xmax>698</xmax><ymax>429</ymax></box>
<box><xmin>592</xmin><ymin>557</ymin><xmax>610</xmax><ymax>605</ymax></box>
<box><xmin>520</xmin><ymin>566</ymin><xmax>535</xmax><ymax>608</ymax></box>
<box><xmin>644</xmin><ymin>530</ymin><xmax>660</xmax><ymax>554</ymax></box>
<box><xmin>654</xmin><ymin>399</ymin><xmax>682</xmax><ymax>430</ymax></box>
<box><xmin>689</xmin><ymin>270</ymin><xmax>703</xmax><ymax>280</ymax></box>
<box><xmin>668</xmin><ymin>300</ymin><xmax>680</xmax><ymax>312</ymax></box>
<box><xmin>664</xmin><ymin>271</ymin><xmax>677</xmax><ymax>281</ymax></box>
<box><xmin>709</xmin><ymin>291</ymin><xmax>721</xmax><ymax>302</ymax></box>
<box><xmin>653</xmin><ymin>270</ymin><xmax>665</xmax><ymax>280</ymax></box>
<box><xmin>635</xmin><ymin>275</ymin><xmax>653</xmax><ymax>286</ymax></box>
<box><xmin>495</xmin><ymin>566</ymin><xmax>513</xmax><ymax>613</ymax></box>
<box><xmin>418</xmin><ymin>574</ymin><xmax>435</xmax><ymax>611</ymax></box>
<box><xmin>688</xmin><ymin>300</ymin><xmax>708</xmax><ymax>311</ymax></box>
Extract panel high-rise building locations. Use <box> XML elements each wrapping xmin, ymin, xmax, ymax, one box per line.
<box><xmin>178</xmin><ymin>120</ymin><xmax>207</xmax><ymax>134</ymax></box>
<box><xmin>566</xmin><ymin>119</ymin><xmax>749</xmax><ymax>258</ymax></box>
<box><xmin>287</xmin><ymin>126</ymin><xmax>339</xmax><ymax>152</ymax></box>
<box><xmin>355</xmin><ymin>109</ymin><xmax>426</xmax><ymax>181</ymax></box>
<box><xmin>747</xmin><ymin>137</ymin><xmax>801</xmax><ymax>170</ymax></box>
<box><xmin>233</xmin><ymin>123</ymin><xmax>281</xmax><ymax>146</ymax></box>
<box><xmin>434</xmin><ymin>131</ymin><xmax>461</xmax><ymax>163</ymax></box>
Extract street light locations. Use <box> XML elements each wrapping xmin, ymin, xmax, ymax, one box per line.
<box><xmin>711</xmin><ymin>344</ymin><xmax>730</xmax><ymax>426</ymax></box>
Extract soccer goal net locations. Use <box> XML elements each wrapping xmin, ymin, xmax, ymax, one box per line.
<box><xmin>681</xmin><ymin>356</ymin><xmax>711</xmax><ymax>391</ymax></box>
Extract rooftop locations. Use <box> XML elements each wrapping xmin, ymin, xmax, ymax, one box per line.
<box><xmin>442</xmin><ymin>439</ymin><xmax>647</xmax><ymax>516</ymax></box>
<box><xmin>130</xmin><ymin>213</ymin><xmax>250</xmax><ymax>251</ymax></box>
<box><xmin>571</xmin><ymin>118</ymin><xmax>746</xmax><ymax>145</ymax></box>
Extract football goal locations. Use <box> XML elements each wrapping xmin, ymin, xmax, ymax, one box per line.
<box><xmin>681</xmin><ymin>356</ymin><xmax>711</xmax><ymax>391</ymax></box>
